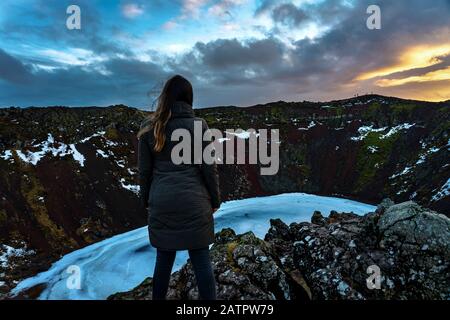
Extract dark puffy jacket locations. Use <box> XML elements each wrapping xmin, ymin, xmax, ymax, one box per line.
<box><xmin>138</xmin><ymin>101</ymin><xmax>221</xmax><ymax>250</ymax></box>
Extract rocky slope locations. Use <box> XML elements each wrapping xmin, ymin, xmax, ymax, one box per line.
<box><xmin>0</xmin><ymin>106</ymin><xmax>148</xmax><ymax>293</ymax></box>
<box><xmin>109</xmin><ymin>200</ymin><xmax>450</xmax><ymax>300</ymax></box>
<box><xmin>0</xmin><ymin>94</ymin><xmax>449</xmax><ymax>294</ymax></box>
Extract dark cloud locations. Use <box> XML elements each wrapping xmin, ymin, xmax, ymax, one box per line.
<box><xmin>0</xmin><ymin>0</ymin><xmax>131</xmax><ymax>59</ymax></box>
<box><xmin>165</xmin><ymin>37</ymin><xmax>287</xmax><ymax>91</ymax></box>
<box><xmin>0</xmin><ymin>54</ymin><xmax>170</xmax><ymax>108</ymax></box>
<box><xmin>194</xmin><ymin>38</ymin><xmax>284</xmax><ymax>68</ymax></box>
<box><xmin>271</xmin><ymin>3</ymin><xmax>309</xmax><ymax>27</ymax></box>
<box><xmin>256</xmin><ymin>0</ymin><xmax>351</xmax><ymax>26</ymax></box>
<box><xmin>0</xmin><ymin>49</ymin><xmax>32</xmax><ymax>84</ymax></box>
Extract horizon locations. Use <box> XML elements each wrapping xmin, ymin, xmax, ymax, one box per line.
<box><xmin>1</xmin><ymin>1</ymin><xmax>450</xmax><ymax>108</ymax></box>
<box><xmin>0</xmin><ymin>93</ymin><xmax>448</xmax><ymax>111</ymax></box>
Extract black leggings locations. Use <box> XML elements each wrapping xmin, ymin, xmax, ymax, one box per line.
<box><xmin>152</xmin><ymin>247</ymin><xmax>217</xmax><ymax>300</ymax></box>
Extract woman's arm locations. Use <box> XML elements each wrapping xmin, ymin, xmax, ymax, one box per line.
<box><xmin>138</xmin><ymin>132</ymin><xmax>153</xmax><ymax>209</ymax></box>
<box><xmin>200</xmin><ymin>120</ymin><xmax>221</xmax><ymax>210</ymax></box>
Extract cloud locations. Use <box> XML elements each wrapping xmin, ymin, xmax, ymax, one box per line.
<box><xmin>375</xmin><ymin>66</ymin><xmax>450</xmax><ymax>87</ymax></box>
<box><xmin>254</xmin><ymin>0</ymin><xmax>277</xmax><ymax>16</ymax></box>
<box><xmin>0</xmin><ymin>48</ymin><xmax>170</xmax><ymax>107</ymax></box>
<box><xmin>36</xmin><ymin>48</ymin><xmax>107</xmax><ymax>66</ymax></box>
<box><xmin>356</xmin><ymin>44</ymin><xmax>450</xmax><ymax>80</ymax></box>
<box><xmin>163</xmin><ymin>0</ymin><xmax>210</xmax><ymax>30</ymax></box>
<box><xmin>194</xmin><ymin>37</ymin><xmax>284</xmax><ymax>69</ymax></box>
<box><xmin>208</xmin><ymin>0</ymin><xmax>244</xmax><ymax>18</ymax></box>
<box><xmin>271</xmin><ymin>3</ymin><xmax>309</xmax><ymax>27</ymax></box>
<box><xmin>181</xmin><ymin>0</ymin><xmax>209</xmax><ymax>18</ymax></box>
<box><xmin>0</xmin><ymin>49</ymin><xmax>32</xmax><ymax>84</ymax></box>
<box><xmin>162</xmin><ymin>20</ymin><xmax>179</xmax><ymax>30</ymax></box>
<box><xmin>121</xmin><ymin>3</ymin><xmax>145</xmax><ymax>18</ymax></box>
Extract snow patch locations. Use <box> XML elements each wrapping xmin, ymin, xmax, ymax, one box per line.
<box><xmin>217</xmin><ymin>137</ymin><xmax>231</xmax><ymax>143</ymax></box>
<box><xmin>298</xmin><ymin>121</ymin><xmax>316</xmax><ymax>131</ymax></box>
<box><xmin>0</xmin><ymin>150</ymin><xmax>13</xmax><ymax>162</ymax></box>
<box><xmin>0</xmin><ymin>244</ymin><xmax>35</xmax><ymax>268</ymax></box>
<box><xmin>69</xmin><ymin>144</ymin><xmax>85</xmax><ymax>167</ymax></box>
<box><xmin>367</xmin><ymin>146</ymin><xmax>378</xmax><ymax>153</ymax></box>
<box><xmin>224</xmin><ymin>131</ymin><xmax>260</xmax><ymax>139</ymax></box>
<box><xmin>350</xmin><ymin>125</ymin><xmax>387</xmax><ymax>141</ymax></box>
<box><xmin>120</xmin><ymin>178</ymin><xmax>140</xmax><ymax>195</ymax></box>
<box><xmin>415</xmin><ymin>144</ymin><xmax>443</xmax><ymax>165</ymax></box>
<box><xmin>380</xmin><ymin>123</ymin><xmax>415</xmax><ymax>139</ymax></box>
<box><xmin>351</xmin><ymin>123</ymin><xmax>414</xmax><ymax>141</ymax></box>
<box><xmin>390</xmin><ymin>166</ymin><xmax>412</xmax><ymax>179</ymax></box>
<box><xmin>431</xmin><ymin>178</ymin><xmax>450</xmax><ymax>202</ymax></box>
<box><xmin>80</xmin><ymin>131</ymin><xmax>105</xmax><ymax>143</ymax></box>
<box><xmin>115</xmin><ymin>160</ymin><xmax>126</xmax><ymax>168</ymax></box>
<box><xmin>416</xmin><ymin>154</ymin><xmax>426</xmax><ymax>165</ymax></box>
<box><xmin>14</xmin><ymin>133</ymin><xmax>88</xmax><ymax>167</ymax></box>
<box><xmin>96</xmin><ymin>149</ymin><xmax>108</xmax><ymax>158</ymax></box>
<box><xmin>105</xmin><ymin>140</ymin><xmax>119</xmax><ymax>147</ymax></box>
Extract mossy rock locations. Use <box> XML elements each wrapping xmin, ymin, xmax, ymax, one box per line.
<box><xmin>105</xmin><ymin>127</ymin><xmax>119</xmax><ymax>140</ymax></box>
<box><xmin>354</xmin><ymin>131</ymin><xmax>398</xmax><ymax>191</ymax></box>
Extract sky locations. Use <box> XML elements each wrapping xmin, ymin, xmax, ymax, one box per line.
<box><xmin>0</xmin><ymin>0</ymin><xmax>449</xmax><ymax>108</ymax></box>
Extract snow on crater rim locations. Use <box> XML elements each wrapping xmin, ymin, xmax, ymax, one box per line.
<box><xmin>10</xmin><ymin>131</ymin><xmax>110</xmax><ymax>167</ymax></box>
<box><xmin>350</xmin><ymin>125</ymin><xmax>387</xmax><ymax>141</ymax></box>
<box><xmin>380</xmin><ymin>123</ymin><xmax>415</xmax><ymax>139</ymax></box>
<box><xmin>350</xmin><ymin>123</ymin><xmax>415</xmax><ymax>142</ymax></box>
<box><xmin>12</xmin><ymin>133</ymin><xmax>86</xmax><ymax>167</ymax></box>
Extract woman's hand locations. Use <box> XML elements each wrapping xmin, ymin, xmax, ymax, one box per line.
<box><xmin>212</xmin><ymin>208</ymin><xmax>219</xmax><ymax>214</ymax></box>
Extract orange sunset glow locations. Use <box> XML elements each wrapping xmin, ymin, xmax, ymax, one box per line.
<box><xmin>355</xmin><ymin>44</ymin><xmax>450</xmax><ymax>102</ymax></box>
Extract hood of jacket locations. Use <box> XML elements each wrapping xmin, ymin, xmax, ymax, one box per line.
<box><xmin>171</xmin><ymin>101</ymin><xmax>194</xmax><ymax>118</ymax></box>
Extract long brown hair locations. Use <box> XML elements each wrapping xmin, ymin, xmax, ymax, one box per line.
<box><xmin>138</xmin><ymin>75</ymin><xmax>193</xmax><ymax>152</ymax></box>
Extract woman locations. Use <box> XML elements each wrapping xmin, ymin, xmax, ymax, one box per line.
<box><xmin>137</xmin><ymin>75</ymin><xmax>220</xmax><ymax>300</ymax></box>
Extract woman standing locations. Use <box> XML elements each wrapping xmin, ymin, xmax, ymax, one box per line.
<box><xmin>137</xmin><ymin>75</ymin><xmax>220</xmax><ymax>300</ymax></box>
